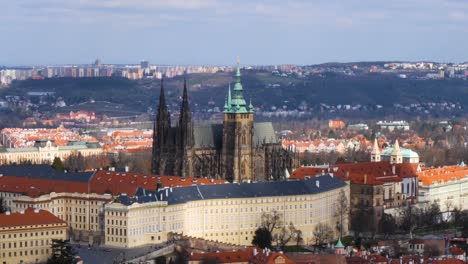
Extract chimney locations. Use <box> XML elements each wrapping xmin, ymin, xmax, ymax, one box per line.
<box><xmin>165</xmin><ymin>188</ymin><xmax>169</xmax><ymax>197</ymax></box>
<box><xmin>160</xmin><ymin>193</ymin><xmax>163</xmax><ymax>200</ymax></box>
<box><xmin>316</xmin><ymin>180</ymin><xmax>320</xmax><ymax>188</ymax></box>
<box><xmin>253</xmin><ymin>248</ymin><xmax>257</xmax><ymax>256</ymax></box>
<box><xmin>5</xmin><ymin>211</ymin><xmax>10</xmax><ymax>215</ymax></box>
<box><xmin>364</xmin><ymin>174</ymin><xmax>367</xmax><ymax>184</ymax></box>
<box><xmin>20</xmin><ymin>210</ymin><xmax>24</xmax><ymax>214</ymax></box>
<box><xmin>346</xmin><ymin>171</ymin><xmax>350</xmax><ymax>178</ymax></box>
<box><xmin>125</xmin><ymin>166</ymin><xmax>129</xmax><ymax>172</ymax></box>
<box><xmin>392</xmin><ymin>165</ymin><xmax>396</xmax><ymax>175</ymax></box>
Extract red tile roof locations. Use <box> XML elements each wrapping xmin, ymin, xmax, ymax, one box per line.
<box><xmin>450</xmin><ymin>245</ymin><xmax>465</xmax><ymax>256</ymax></box>
<box><xmin>190</xmin><ymin>250</ymin><xmax>252</xmax><ymax>263</ymax></box>
<box><xmin>0</xmin><ymin>176</ymin><xmax>88</xmax><ymax>197</ymax></box>
<box><xmin>0</xmin><ymin>170</ymin><xmax>227</xmax><ymax>198</ymax></box>
<box><xmin>0</xmin><ymin>207</ymin><xmax>66</xmax><ymax>228</ymax></box>
<box><xmin>291</xmin><ymin>161</ymin><xmax>418</xmax><ymax>186</ymax></box>
<box><xmin>418</xmin><ymin>166</ymin><xmax>468</xmax><ymax>186</ymax></box>
<box><xmin>89</xmin><ymin>171</ymin><xmax>227</xmax><ymax>196</ymax></box>
<box><xmin>190</xmin><ymin>248</ymin><xmax>295</xmax><ymax>264</ymax></box>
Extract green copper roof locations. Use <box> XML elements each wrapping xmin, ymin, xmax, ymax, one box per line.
<box><xmin>224</xmin><ymin>63</ymin><xmax>254</xmax><ymax>114</ymax></box>
<box><xmin>461</xmin><ymin>161</ymin><xmax>466</xmax><ymax>167</ymax></box>
<box><xmin>381</xmin><ymin>147</ymin><xmax>419</xmax><ymax>158</ymax></box>
<box><xmin>335</xmin><ymin>238</ymin><xmax>344</xmax><ymax>248</ymax></box>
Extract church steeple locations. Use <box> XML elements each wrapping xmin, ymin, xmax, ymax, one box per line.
<box><xmin>371</xmin><ymin>138</ymin><xmax>381</xmax><ymax>162</ymax></box>
<box><xmin>224</xmin><ymin>58</ymin><xmax>251</xmax><ymax>114</ymax></box>
<box><xmin>152</xmin><ymin>79</ymin><xmax>171</xmax><ymax>175</ymax></box>
<box><xmin>222</xmin><ymin>58</ymin><xmax>255</xmax><ymax>182</ymax></box>
<box><xmin>390</xmin><ymin>139</ymin><xmax>402</xmax><ymax>164</ymax></box>
<box><xmin>176</xmin><ymin>79</ymin><xmax>194</xmax><ymax>176</ymax></box>
<box><xmin>178</xmin><ymin>79</ymin><xmax>193</xmax><ymax>148</ymax></box>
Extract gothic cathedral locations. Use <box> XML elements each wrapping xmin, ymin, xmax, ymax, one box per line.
<box><xmin>152</xmin><ymin>64</ymin><xmax>293</xmax><ymax>182</ymax></box>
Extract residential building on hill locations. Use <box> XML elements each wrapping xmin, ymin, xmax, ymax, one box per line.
<box><xmin>0</xmin><ymin>140</ymin><xmax>102</xmax><ymax>165</ymax></box>
<box><xmin>152</xmin><ymin>64</ymin><xmax>293</xmax><ymax>182</ymax></box>
<box><xmin>0</xmin><ymin>208</ymin><xmax>67</xmax><ymax>264</ymax></box>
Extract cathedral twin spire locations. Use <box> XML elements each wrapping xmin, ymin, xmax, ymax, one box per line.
<box><xmin>152</xmin><ymin>78</ymin><xmax>193</xmax><ymax>175</ymax></box>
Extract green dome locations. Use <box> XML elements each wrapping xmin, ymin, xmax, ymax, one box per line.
<box><xmin>381</xmin><ymin>147</ymin><xmax>419</xmax><ymax>159</ymax></box>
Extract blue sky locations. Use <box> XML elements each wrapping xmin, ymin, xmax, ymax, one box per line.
<box><xmin>1</xmin><ymin>0</ymin><xmax>467</xmax><ymax>65</ymax></box>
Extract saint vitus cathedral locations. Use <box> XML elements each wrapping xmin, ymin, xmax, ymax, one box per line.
<box><xmin>152</xmin><ymin>64</ymin><xmax>293</xmax><ymax>182</ymax></box>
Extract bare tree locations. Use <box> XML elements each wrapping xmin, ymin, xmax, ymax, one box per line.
<box><xmin>294</xmin><ymin>229</ymin><xmax>304</xmax><ymax>247</ymax></box>
<box><xmin>275</xmin><ymin>222</ymin><xmax>296</xmax><ymax>248</ymax></box>
<box><xmin>261</xmin><ymin>210</ymin><xmax>283</xmax><ymax>233</ymax></box>
<box><xmin>334</xmin><ymin>189</ymin><xmax>349</xmax><ymax>238</ymax></box>
<box><xmin>313</xmin><ymin>222</ymin><xmax>334</xmax><ymax>245</ymax></box>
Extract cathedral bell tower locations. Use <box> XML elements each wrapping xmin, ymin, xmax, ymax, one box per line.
<box><xmin>222</xmin><ymin>60</ymin><xmax>255</xmax><ymax>182</ymax></box>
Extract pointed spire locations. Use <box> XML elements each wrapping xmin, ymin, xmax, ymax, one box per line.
<box><xmin>391</xmin><ymin>139</ymin><xmax>401</xmax><ymax>155</ymax></box>
<box><xmin>371</xmin><ymin>138</ymin><xmax>380</xmax><ymax>154</ymax></box>
<box><xmin>181</xmin><ymin>78</ymin><xmax>189</xmax><ymax>109</ymax></box>
<box><xmin>234</xmin><ymin>57</ymin><xmax>243</xmax><ymax>92</ymax></box>
<box><xmin>158</xmin><ymin>78</ymin><xmax>166</xmax><ymax>108</ymax></box>
<box><xmin>224</xmin><ymin>96</ymin><xmax>228</xmax><ymax>111</ymax></box>
<box><xmin>228</xmin><ymin>83</ymin><xmax>232</xmax><ymax>105</ymax></box>
<box><xmin>249</xmin><ymin>97</ymin><xmax>254</xmax><ymax>113</ymax></box>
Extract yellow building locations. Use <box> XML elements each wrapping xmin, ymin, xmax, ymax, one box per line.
<box><xmin>13</xmin><ymin>192</ymin><xmax>112</xmax><ymax>243</ymax></box>
<box><xmin>105</xmin><ymin>174</ymin><xmax>349</xmax><ymax>248</ymax></box>
<box><xmin>0</xmin><ymin>208</ymin><xmax>67</xmax><ymax>264</ymax></box>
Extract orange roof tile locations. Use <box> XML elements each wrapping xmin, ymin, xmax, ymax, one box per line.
<box><xmin>89</xmin><ymin>171</ymin><xmax>227</xmax><ymax>196</ymax></box>
<box><xmin>418</xmin><ymin>165</ymin><xmax>468</xmax><ymax>186</ymax></box>
<box><xmin>0</xmin><ymin>208</ymin><xmax>66</xmax><ymax>228</ymax></box>
<box><xmin>0</xmin><ymin>176</ymin><xmax>88</xmax><ymax>197</ymax></box>
<box><xmin>291</xmin><ymin>161</ymin><xmax>418</xmax><ymax>186</ymax></box>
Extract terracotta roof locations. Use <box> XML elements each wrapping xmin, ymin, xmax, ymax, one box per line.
<box><xmin>417</xmin><ymin>165</ymin><xmax>468</xmax><ymax>186</ymax></box>
<box><xmin>0</xmin><ymin>207</ymin><xmax>66</xmax><ymax>228</ymax></box>
<box><xmin>432</xmin><ymin>260</ymin><xmax>467</xmax><ymax>264</ymax></box>
<box><xmin>291</xmin><ymin>161</ymin><xmax>418</xmax><ymax>186</ymax></box>
<box><xmin>190</xmin><ymin>249</ymin><xmax>252</xmax><ymax>263</ymax></box>
<box><xmin>89</xmin><ymin>171</ymin><xmax>227</xmax><ymax>196</ymax></box>
<box><xmin>450</xmin><ymin>245</ymin><xmax>465</xmax><ymax>255</ymax></box>
<box><xmin>190</xmin><ymin>247</ymin><xmax>295</xmax><ymax>264</ymax></box>
<box><xmin>0</xmin><ymin>175</ymin><xmax>88</xmax><ymax>197</ymax></box>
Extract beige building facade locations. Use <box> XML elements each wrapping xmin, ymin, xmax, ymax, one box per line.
<box><xmin>104</xmin><ymin>175</ymin><xmax>350</xmax><ymax>248</ymax></box>
<box><xmin>0</xmin><ymin>208</ymin><xmax>67</xmax><ymax>264</ymax></box>
<box><xmin>0</xmin><ymin>140</ymin><xmax>102</xmax><ymax>165</ymax></box>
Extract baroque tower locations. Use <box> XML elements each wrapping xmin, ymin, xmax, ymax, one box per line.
<box><xmin>370</xmin><ymin>138</ymin><xmax>381</xmax><ymax>162</ymax></box>
<box><xmin>390</xmin><ymin>139</ymin><xmax>403</xmax><ymax>164</ymax></box>
<box><xmin>222</xmin><ymin>61</ymin><xmax>255</xmax><ymax>182</ymax></box>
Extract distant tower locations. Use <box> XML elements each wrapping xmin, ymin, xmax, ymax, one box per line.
<box><xmin>175</xmin><ymin>79</ymin><xmax>194</xmax><ymax>177</ymax></box>
<box><xmin>94</xmin><ymin>58</ymin><xmax>101</xmax><ymax>68</ymax></box>
<box><xmin>370</xmin><ymin>138</ymin><xmax>381</xmax><ymax>162</ymax></box>
<box><xmin>390</xmin><ymin>139</ymin><xmax>403</xmax><ymax>164</ymax></box>
<box><xmin>152</xmin><ymin>79</ymin><xmax>172</xmax><ymax>175</ymax></box>
<box><xmin>222</xmin><ymin>59</ymin><xmax>255</xmax><ymax>182</ymax></box>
